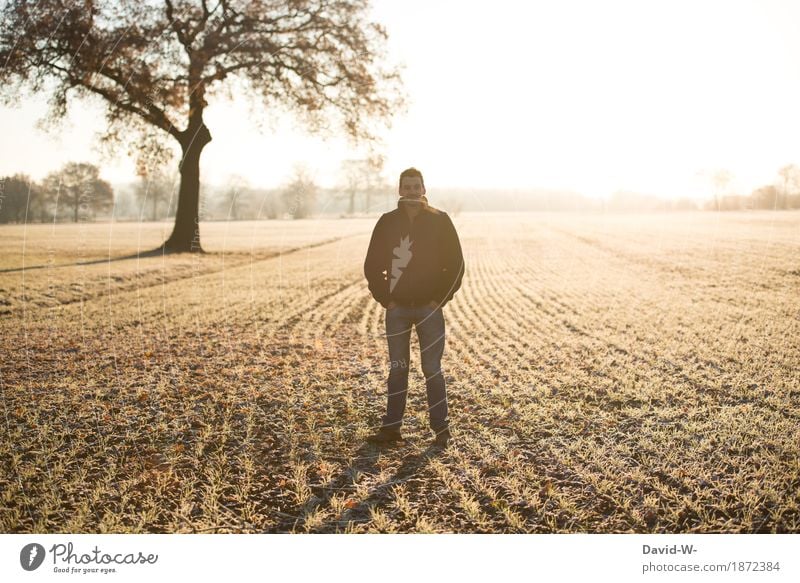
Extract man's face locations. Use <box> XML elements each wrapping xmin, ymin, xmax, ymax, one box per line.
<box><xmin>399</xmin><ymin>175</ymin><xmax>425</xmax><ymax>199</ymax></box>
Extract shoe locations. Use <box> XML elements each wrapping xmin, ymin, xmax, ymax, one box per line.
<box><xmin>366</xmin><ymin>427</ymin><xmax>403</xmax><ymax>444</ymax></box>
<box><xmin>433</xmin><ymin>427</ymin><xmax>451</xmax><ymax>447</ymax></box>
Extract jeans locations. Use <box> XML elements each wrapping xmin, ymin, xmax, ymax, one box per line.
<box><xmin>382</xmin><ymin>304</ymin><xmax>449</xmax><ymax>432</ymax></box>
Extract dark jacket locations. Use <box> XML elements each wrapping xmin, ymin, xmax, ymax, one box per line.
<box><xmin>364</xmin><ymin>201</ymin><xmax>465</xmax><ymax>309</ymax></box>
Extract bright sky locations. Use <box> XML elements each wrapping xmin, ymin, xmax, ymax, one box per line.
<box><xmin>4</xmin><ymin>0</ymin><xmax>800</xmax><ymax>201</ymax></box>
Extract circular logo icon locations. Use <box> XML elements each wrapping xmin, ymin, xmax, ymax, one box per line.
<box><xmin>20</xmin><ymin>543</ymin><xmax>46</xmax><ymax>571</ymax></box>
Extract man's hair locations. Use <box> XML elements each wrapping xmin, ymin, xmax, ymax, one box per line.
<box><xmin>399</xmin><ymin>167</ymin><xmax>425</xmax><ymax>189</ymax></box>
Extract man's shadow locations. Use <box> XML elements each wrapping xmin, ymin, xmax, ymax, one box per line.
<box><xmin>288</xmin><ymin>439</ymin><xmax>448</xmax><ymax>532</ymax></box>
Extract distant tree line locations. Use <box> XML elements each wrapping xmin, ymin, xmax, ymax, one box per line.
<box><xmin>0</xmin><ymin>163</ymin><xmax>113</xmax><ymax>223</ymax></box>
<box><xmin>700</xmin><ymin>165</ymin><xmax>800</xmax><ymax>211</ymax></box>
<box><xmin>1</xmin><ymin>157</ymin><xmax>395</xmax><ymax>223</ymax></box>
<box><xmin>181</xmin><ymin>161</ymin><xmax>394</xmax><ymax>221</ymax></box>
<box><xmin>7</xmin><ymin>160</ymin><xmax>798</xmax><ymax>224</ymax></box>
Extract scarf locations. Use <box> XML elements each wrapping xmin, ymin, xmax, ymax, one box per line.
<box><xmin>397</xmin><ymin>195</ymin><xmax>429</xmax><ymax>209</ymax></box>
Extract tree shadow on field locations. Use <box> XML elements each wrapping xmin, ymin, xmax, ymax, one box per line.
<box><xmin>0</xmin><ymin>246</ymin><xmax>206</xmax><ymax>273</ymax></box>
<box><xmin>288</xmin><ymin>439</ymin><xmax>448</xmax><ymax>532</ymax></box>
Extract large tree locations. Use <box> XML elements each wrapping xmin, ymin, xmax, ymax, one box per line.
<box><xmin>0</xmin><ymin>0</ymin><xmax>403</xmax><ymax>251</ymax></box>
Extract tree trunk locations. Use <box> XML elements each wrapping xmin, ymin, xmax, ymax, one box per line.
<box><xmin>161</xmin><ymin>124</ymin><xmax>211</xmax><ymax>253</ymax></box>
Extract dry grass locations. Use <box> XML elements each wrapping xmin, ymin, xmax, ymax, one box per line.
<box><xmin>1</xmin><ymin>211</ymin><xmax>798</xmax><ymax>533</ymax></box>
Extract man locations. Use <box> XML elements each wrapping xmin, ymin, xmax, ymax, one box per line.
<box><xmin>363</xmin><ymin>167</ymin><xmax>465</xmax><ymax>447</ymax></box>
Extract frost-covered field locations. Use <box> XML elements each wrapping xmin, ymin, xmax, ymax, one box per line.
<box><xmin>1</xmin><ymin>212</ymin><xmax>798</xmax><ymax>533</ymax></box>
